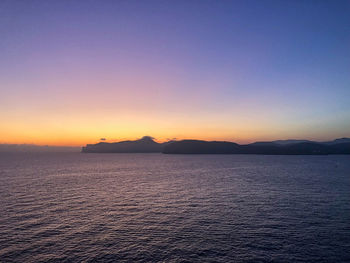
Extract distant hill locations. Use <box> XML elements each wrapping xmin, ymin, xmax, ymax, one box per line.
<box><xmin>161</xmin><ymin>140</ymin><xmax>241</xmax><ymax>154</ymax></box>
<box><xmin>258</xmin><ymin>138</ymin><xmax>350</xmax><ymax>146</ymax></box>
<box><xmin>82</xmin><ymin>136</ymin><xmax>350</xmax><ymax>155</ymax></box>
<box><xmin>322</xmin><ymin>138</ymin><xmax>350</xmax><ymax>145</ymax></box>
<box><xmin>82</xmin><ymin>136</ymin><xmax>169</xmax><ymax>153</ymax></box>
<box><xmin>163</xmin><ymin>140</ymin><xmax>350</xmax><ymax>155</ymax></box>
<box><xmin>270</xmin><ymin>139</ymin><xmax>313</xmax><ymax>145</ymax></box>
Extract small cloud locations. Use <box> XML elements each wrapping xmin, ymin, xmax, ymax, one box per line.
<box><xmin>100</xmin><ymin>138</ymin><xmax>106</xmax><ymax>141</ymax></box>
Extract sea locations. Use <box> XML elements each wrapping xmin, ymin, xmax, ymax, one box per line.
<box><xmin>0</xmin><ymin>153</ymin><xmax>349</xmax><ymax>262</ymax></box>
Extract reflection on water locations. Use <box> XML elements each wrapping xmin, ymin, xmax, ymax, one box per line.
<box><xmin>0</xmin><ymin>153</ymin><xmax>349</xmax><ymax>262</ymax></box>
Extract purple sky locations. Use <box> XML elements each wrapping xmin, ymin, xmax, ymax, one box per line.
<box><xmin>1</xmin><ymin>0</ymin><xmax>349</xmax><ymax>145</ymax></box>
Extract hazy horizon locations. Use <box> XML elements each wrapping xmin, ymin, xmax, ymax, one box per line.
<box><xmin>1</xmin><ymin>135</ymin><xmax>350</xmax><ymax>149</ymax></box>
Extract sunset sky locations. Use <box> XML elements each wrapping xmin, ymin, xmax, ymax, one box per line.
<box><xmin>1</xmin><ymin>0</ymin><xmax>349</xmax><ymax>146</ymax></box>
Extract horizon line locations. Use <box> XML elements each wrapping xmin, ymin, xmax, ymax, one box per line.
<box><xmin>1</xmin><ymin>136</ymin><xmax>349</xmax><ymax>148</ymax></box>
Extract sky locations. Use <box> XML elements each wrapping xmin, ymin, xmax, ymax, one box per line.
<box><xmin>1</xmin><ymin>0</ymin><xmax>349</xmax><ymax>146</ymax></box>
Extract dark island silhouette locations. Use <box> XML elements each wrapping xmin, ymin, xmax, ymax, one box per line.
<box><xmin>82</xmin><ymin>136</ymin><xmax>350</xmax><ymax>155</ymax></box>
<box><xmin>82</xmin><ymin>136</ymin><xmax>173</xmax><ymax>153</ymax></box>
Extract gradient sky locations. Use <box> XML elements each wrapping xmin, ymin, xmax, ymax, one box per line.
<box><xmin>1</xmin><ymin>0</ymin><xmax>349</xmax><ymax>146</ymax></box>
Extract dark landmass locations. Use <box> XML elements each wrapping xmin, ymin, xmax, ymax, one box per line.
<box><xmin>161</xmin><ymin>140</ymin><xmax>241</xmax><ymax>154</ymax></box>
<box><xmin>82</xmin><ymin>137</ymin><xmax>350</xmax><ymax>155</ymax></box>
<box><xmin>263</xmin><ymin>139</ymin><xmax>312</xmax><ymax>145</ymax></box>
<box><xmin>82</xmin><ymin>136</ymin><xmax>172</xmax><ymax>153</ymax></box>
<box><xmin>256</xmin><ymin>137</ymin><xmax>350</xmax><ymax>146</ymax></box>
<box><xmin>323</xmin><ymin>138</ymin><xmax>350</xmax><ymax>145</ymax></box>
<box><xmin>0</xmin><ymin>144</ymin><xmax>80</xmax><ymax>152</ymax></box>
<box><xmin>163</xmin><ymin>140</ymin><xmax>350</xmax><ymax>155</ymax></box>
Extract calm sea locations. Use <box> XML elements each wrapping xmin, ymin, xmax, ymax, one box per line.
<box><xmin>0</xmin><ymin>153</ymin><xmax>349</xmax><ymax>262</ymax></box>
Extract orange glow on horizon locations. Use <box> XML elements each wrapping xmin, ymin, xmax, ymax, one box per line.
<box><xmin>1</xmin><ymin>119</ymin><xmax>344</xmax><ymax>147</ymax></box>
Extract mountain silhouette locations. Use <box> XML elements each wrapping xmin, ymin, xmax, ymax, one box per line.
<box><xmin>322</xmin><ymin>138</ymin><xmax>350</xmax><ymax>145</ymax></box>
<box><xmin>163</xmin><ymin>140</ymin><xmax>350</xmax><ymax>155</ymax></box>
<box><xmin>82</xmin><ymin>136</ymin><xmax>350</xmax><ymax>154</ymax></box>
<box><xmin>161</xmin><ymin>140</ymin><xmax>241</xmax><ymax>154</ymax></box>
<box><xmin>82</xmin><ymin>136</ymin><xmax>169</xmax><ymax>153</ymax></box>
<box><xmin>253</xmin><ymin>138</ymin><xmax>350</xmax><ymax>146</ymax></box>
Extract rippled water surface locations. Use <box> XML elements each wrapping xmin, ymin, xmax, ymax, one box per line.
<box><xmin>0</xmin><ymin>153</ymin><xmax>349</xmax><ymax>262</ymax></box>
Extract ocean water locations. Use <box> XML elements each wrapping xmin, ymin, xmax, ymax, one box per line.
<box><xmin>0</xmin><ymin>153</ymin><xmax>349</xmax><ymax>263</ymax></box>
